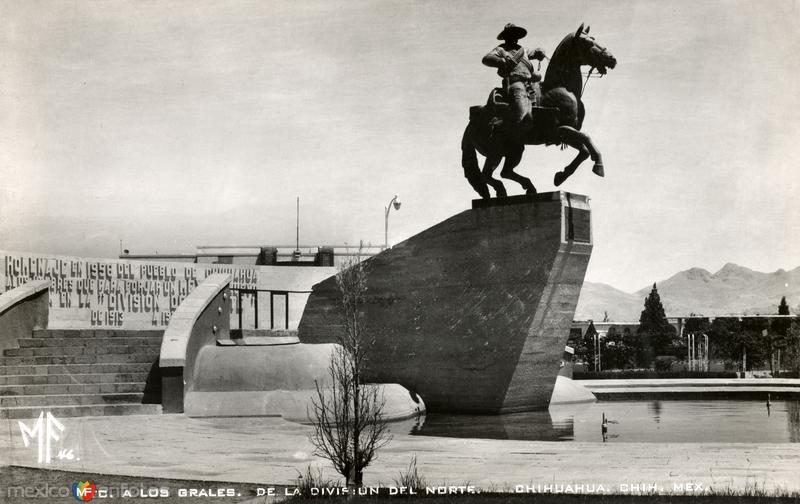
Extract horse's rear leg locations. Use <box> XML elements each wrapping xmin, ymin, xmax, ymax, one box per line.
<box><xmin>462</xmin><ymin>127</ymin><xmax>491</xmax><ymax>199</ymax></box>
<box><xmin>482</xmin><ymin>156</ymin><xmax>507</xmax><ymax>198</ymax></box>
<box><xmin>500</xmin><ymin>146</ymin><xmax>536</xmax><ymax>195</ymax></box>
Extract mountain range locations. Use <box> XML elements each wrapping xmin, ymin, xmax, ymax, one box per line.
<box><xmin>574</xmin><ymin>263</ymin><xmax>800</xmax><ymax>321</ymax></box>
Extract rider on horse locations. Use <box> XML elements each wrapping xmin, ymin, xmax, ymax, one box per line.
<box><xmin>482</xmin><ymin>23</ymin><xmax>546</xmax><ymax>128</ymax></box>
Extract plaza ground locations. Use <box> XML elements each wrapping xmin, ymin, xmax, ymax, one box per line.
<box><xmin>2</xmin><ymin>412</ymin><xmax>799</xmax><ymax>497</ymax></box>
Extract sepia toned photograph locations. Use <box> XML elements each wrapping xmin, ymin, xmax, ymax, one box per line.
<box><xmin>1</xmin><ymin>0</ymin><xmax>799</xmax><ymax>502</ymax></box>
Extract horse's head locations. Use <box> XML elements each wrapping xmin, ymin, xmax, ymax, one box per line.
<box><xmin>569</xmin><ymin>23</ymin><xmax>617</xmax><ymax>74</ymax></box>
<box><xmin>543</xmin><ymin>24</ymin><xmax>617</xmax><ymax>96</ymax></box>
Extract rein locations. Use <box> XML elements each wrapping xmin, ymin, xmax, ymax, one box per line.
<box><xmin>582</xmin><ymin>67</ymin><xmax>595</xmax><ymax>95</ymax></box>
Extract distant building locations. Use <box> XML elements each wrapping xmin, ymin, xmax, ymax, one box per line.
<box><xmin>120</xmin><ymin>244</ymin><xmax>382</xmax><ymax>268</ymax></box>
<box><xmin>572</xmin><ymin>315</ymin><xmax>797</xmax><ymax>339</ymax></box>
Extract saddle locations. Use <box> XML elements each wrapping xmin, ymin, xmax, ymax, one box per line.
<box><xmin>469</xmin><ymin>83</ymin><xmax>557</xmax><ymax>133</ymax></box>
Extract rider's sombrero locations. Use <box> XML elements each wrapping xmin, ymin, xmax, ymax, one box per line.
<box><xmin>497</xmin><ymin>23</ymin><xmax>527</xmax><ymax>40</ymax></box>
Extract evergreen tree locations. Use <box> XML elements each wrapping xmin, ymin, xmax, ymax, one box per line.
<box><xmin>771</xmin><ymin>296</ymin><xmax>792</xmax><ymax>374</ymax></box>
<box><xmin>575</xmin><ymin>321</ymin><xmax>598</xmax><ymax>371</ymax></box>
<box><xmin>637</xmin><ymin>283</ymin><xmax>677</xmax><ymax>361</ymax></box>
<box><xmin>779</xmin><ymin>296</ymin><xmax>790</xmax><ymax>315</ymax></box>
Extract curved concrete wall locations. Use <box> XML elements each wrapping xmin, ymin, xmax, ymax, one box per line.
<box><xmin>184</xmin><ymin>383</ymin><xmax>424</xmax><ymax>421</ymax></box>
<box><xmin>159</xmin><ymin>273</ymin><xmax>231</xmax><ymax>413</ymax></box>
<box><xmin>192</xmin><ymin>344</ymin><xmax>336</xmax><ymax>391</ymax></box>
<box><xmin>186</xmin><ymin>344</ymin><xmax>426</xmax><ymax>420</ymax></box>
<box><xmin>0</xmin><ymin>280</ymin><xmax>49</xmax><ymax>352</ymax></box>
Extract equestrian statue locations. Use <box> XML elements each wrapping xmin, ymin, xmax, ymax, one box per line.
<box><xmin>462</xmin><ymin>23</ymin><xmax>617</xmax><ymax>199</ymax></box>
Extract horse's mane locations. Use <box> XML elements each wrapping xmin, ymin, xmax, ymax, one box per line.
<box><xmin>543</xmin><ymin>31</ymin><xmax>582</xmax><ymax>97</ymax></box>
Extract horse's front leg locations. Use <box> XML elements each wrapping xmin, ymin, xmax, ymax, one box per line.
<box><xmin>482</xmin><ymin>156</ymin><xmax>507</xmax><ymax>198</ymax></box>
<box><xmin>558</xmin><ymin>126</ymin><xmax>604</xmax><ymax>177</ymax></box>
<box><xmin>554</xmin><ymin>129</ymin><xmax>590</xmax><ymax>187</ymax></box>
<box><xmin>500</xmin><ymin>145</ymin><xmax>536</xmax><ymax>195</ymax></box>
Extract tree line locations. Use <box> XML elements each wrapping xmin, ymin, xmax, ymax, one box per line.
<box><xmin>573</xmin><ymin>285</ymin><xmax>800</xmax><ymax>373</ymax></box>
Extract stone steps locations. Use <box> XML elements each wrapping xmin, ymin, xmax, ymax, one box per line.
<box><xmin>0</xmin><ymin>328</ymin><xmax>163</xmax><ymax>418</ymax></box>
<box><xmin>4</xmin><ymin>345</ymin><xmax>160</xmax><ymax>357</ymax></box>
<box><xmin>0</xmin><ymin>362</ymin><xmax>155</xmax><ymax>376</ymax></box>
<box><xmin>0</xmin><ymin>382</ymin><xmax>147</xmax><ymax>396</ymax></box>
<box><xmin>0</xmin><ymin>372</ymin><xmax>150</xmax><ymax>385</ymax></box>
<box><xmin>0</xmin><ymin>403</ymin><xmax>162</xmax><ymax>420</ymax></box>
<box><xmin>0</xmin><ymin>354</ymin><xmax>159</xmax><ymax>366</ymax></box>
<box><xmin>18</xmin><ymin>337</ymin><xmax>162</xmax><ymax>348</ymax></box>
<box><xmin>0</xmin><ymin>392</ymin><xmax>145</xmax><ymax>408</ymax></box>
<box><xmin>31</xmin><ymin>329</ymin><xmax>164</xmax><ymax>339</ymax></box>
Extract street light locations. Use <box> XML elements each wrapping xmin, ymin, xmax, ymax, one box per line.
<box><xmin>384</xmin><ymin>195</ymin><xmax>401</xmax><ymax>249</ymax></box>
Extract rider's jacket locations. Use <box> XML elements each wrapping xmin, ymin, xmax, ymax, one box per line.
<box><xmin>482</xmin><ymin>42</ymin><xmax>542</xmax><ymax>84</ymax></box>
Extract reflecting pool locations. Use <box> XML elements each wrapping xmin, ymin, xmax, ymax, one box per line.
<box><xmin>408</xmin><ymin>400</ymin><xmax>800</xmax><ymax>443</ymax></box>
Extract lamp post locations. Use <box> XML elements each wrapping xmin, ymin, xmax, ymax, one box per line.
<box><xmin>594</xmin><ymin>332</ymin><xmax>602</xmax><ymax>372</ymax></box>
<box><xmin>384</xmin><ymin>195</ymin><xmax>401</xmax><ymax>249</ymax></box>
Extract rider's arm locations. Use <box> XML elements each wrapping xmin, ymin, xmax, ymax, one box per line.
<box><xmin>527</xmin><ymin>48</ymin><xmax>545</xmax><ymax>82</ymax></box>
<box><xmin>482</xmin><ymin>47</ymin><xmax>507</xmax><ymax>68</ymax></box>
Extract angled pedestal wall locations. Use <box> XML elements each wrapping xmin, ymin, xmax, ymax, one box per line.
<box><xmin>298</xmin><ymin>192</ymin><xmax>592</xmax><ymax>413</ymax></box>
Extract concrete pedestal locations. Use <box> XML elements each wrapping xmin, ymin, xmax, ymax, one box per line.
<box><xmin>299</xmin><ymin>192</ymin><xmax>592</xmax><ymax>413</ymax></box>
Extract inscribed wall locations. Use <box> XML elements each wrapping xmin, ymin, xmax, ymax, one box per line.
<box><xmin>0</xmin><ymin>251</ymin><xmax>335</xmax><ymax>329</ymax></box>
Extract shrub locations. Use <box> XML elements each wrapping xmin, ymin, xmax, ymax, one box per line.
<box><xmin>293</xmin><ymin>466</ymin><xmax>336</xmax><ymax>499</ymax></box>
<box><xmin>393</xmin><ymin>455</ymin><xmax>426</xmax><ymax>493</ymax></box>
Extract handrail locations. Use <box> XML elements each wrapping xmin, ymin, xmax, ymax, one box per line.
<box><xmin>228</xmin><ymin>288</ymin><xmax>312</xmax><ymax>294</ymax></box>
<box><xmin>229</xmin><ymin>287</ymin><xmax>311</xmax><ymax>330</ymax></box>
<box><xmin>196</xmin><ymin>244</ymin><xmax>384</xmax><ymax>250</ymax></box>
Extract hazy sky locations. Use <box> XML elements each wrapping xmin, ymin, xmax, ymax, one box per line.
<box><xmin>2</xmin><ymin>0</ymin><xmax>799</xmax><ymax>292</ymax></box>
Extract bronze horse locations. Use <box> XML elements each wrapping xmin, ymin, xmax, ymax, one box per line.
<box><xmin>462</xmin><ymin>24</ymin><xmax>617</xmax><ymax>198</ymax></box>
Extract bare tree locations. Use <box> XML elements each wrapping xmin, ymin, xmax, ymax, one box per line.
<box><xmin>310</xmin><ymin>248</ymin><xmax>391</xmax><ymax>487</ymax></box>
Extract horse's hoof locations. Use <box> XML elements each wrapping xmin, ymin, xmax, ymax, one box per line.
<box><xmin>592</xmin><ymin>163</ymin><xmax>605</xmax><ymax>177</ymax></box>
<box><xmin>526</xmin><ymin>186</ymin><xmax>537</xmax><ymax>196</ymax></box>
<box><xmin>554</xmin><ymin>171</ymin><xmax>566</xmax><ymax>187</ymax></box>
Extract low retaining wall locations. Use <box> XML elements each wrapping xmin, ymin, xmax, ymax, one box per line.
<box><xmin>581</xmin><ymin>378</ymin><xmax>800</xmax><ymax>400</ymax></box>
<box><xmin>159</xmin><ymin>274</ymin><xmax>231</xmax><ymax>413</ymax></box>
<box><xmin>0</xmin><ymin>280</ymin><xmax>49</xmax><ymax>352</ymax></box>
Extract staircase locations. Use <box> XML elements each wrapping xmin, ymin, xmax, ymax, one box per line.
<box><xmin>0</xmin><ymin>329</ymin><xmax>163</xmax><ymax>419</ymax></box>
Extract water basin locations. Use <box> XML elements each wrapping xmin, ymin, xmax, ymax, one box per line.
<box><xmin>409</xmin><ymin>400</ymin><xmax>800</xmax><ymax>443</ymax></box>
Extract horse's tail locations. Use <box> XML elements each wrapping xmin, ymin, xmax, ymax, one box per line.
<box><xmin>461</xmin><ymin>124</ymin><xmax>490</xmax><ymax>199</ymax></box>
